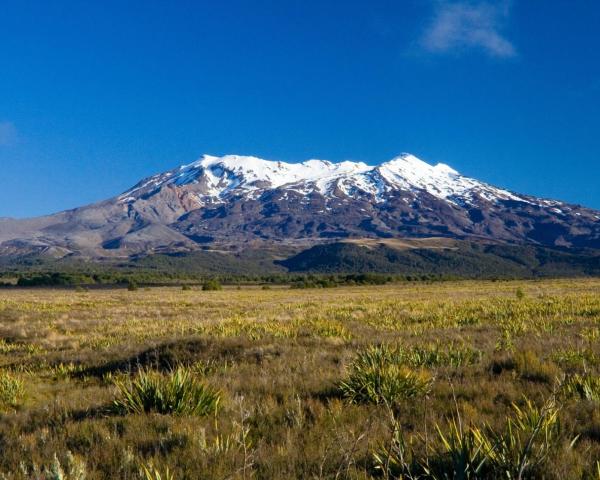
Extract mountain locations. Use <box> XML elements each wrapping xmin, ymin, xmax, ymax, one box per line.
<box><xmin>1</xmin><ymin>153</ymin><xmax>599</xmax><ymax>261</ymax></box>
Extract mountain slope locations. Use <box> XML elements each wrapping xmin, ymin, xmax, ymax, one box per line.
<box><xmin>1</xmin><ymin>153</ymin><xmax>599</xmax><ymax>259</ymax></box>
<box><xmin>279</xmin><ymin>241</ymin><xmax>600</xmax><ymax>277</ymax></box>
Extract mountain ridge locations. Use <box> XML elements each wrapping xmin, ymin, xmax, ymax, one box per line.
<box><xmin>1</xmin><ymin>153</ymin><xmax>599</xmax><ymax>260</ymax></box>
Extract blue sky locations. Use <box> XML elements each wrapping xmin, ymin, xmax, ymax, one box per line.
<box><xmin>0</xmin><ymin>0</ymin><xmax>599</xmax><ymax>217</ymax></box>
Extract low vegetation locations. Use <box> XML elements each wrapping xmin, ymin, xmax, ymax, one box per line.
<box><xmin>201</xmin><ymin>279</ymin><xmax>223</xmax><ymax>291</ymax></box>
<box><xmin>339</xmin><ymin>345</ymin><xmax>434</xmax><ymax>405</ymax></box>
<box><xmin>375</xmin><ymin>393</ymin><xmax>567</xmax><ymax>479</ymax></box>
<box><xmin>0</xmin><ymin>279</ymin><xmax>597</xmax><ymax>478</ymax></box>
<box><xmin>113</xmin><ymin>367</ymin><xmax>221</xmax><ymax>416</ymax></box>
<box><xmin>0</xmin><ymin>371</ymin><xmax>24</xmax><ymax>409</ymax></box>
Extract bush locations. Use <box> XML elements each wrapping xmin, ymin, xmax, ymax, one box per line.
<box><xmin>563</xmin><ymin>373</ymin><xmax>600</xmax><ymax>402</ymax></box>
<box><xmin>0</xmin><ymin>371</ymin><xmax>24</xmax><ymax>408</ymax></box>
<box><xmin>483</xmin><ymin>396</ymin><xmax>563</xmax><ymax>478</ymax></box>
<box><xmin>340</xmin><ymin>345</ymin><xmax>433</xmax><ymax>406</ymax></box>
<box><xmin>433</xmin><ymin>418</ymin><xmax>492</xmax><ymax>478</ymax></box>
<box><xmin>375</xmin><ymin>394</ymin><xmax>567</xmax><ymax>479</ymax></box>
<box><xmin>514</xmin><ymin>350</ymin><xmax>559</xmax><ymax>383</ymax></box>
<box><xmin>140</xmin><ymin>462</ymin><xmax>175</xmax><ymax>480</ymax></box>
<box><xmin>18</xmin><ymin>452</ymin><xmax>87</xmax><ymax>480</ymax></box>
<box><xmin>202</xmin><ymin>279</ymin><xmax>222</xmax><ymax>291</ymax></box>
<box><xmin>127</xmin><ymin>281</ymin><xmax>138</xmax><ymax>291</ymax></box>
<box><xmin>113</xmin><ymin>367</ymin><xmax>221</xmax><ymax>416</ymax></box>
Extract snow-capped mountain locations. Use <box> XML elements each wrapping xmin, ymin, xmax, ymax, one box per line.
<box><xmin>1</xmin><ymin>153</ymin><xmax>599</xmax><ymax>258</ymax></box>
<box><xmin>120</xmin><ymin>153</ymin><xmax>523</xmax><ymax>206</ymax></box>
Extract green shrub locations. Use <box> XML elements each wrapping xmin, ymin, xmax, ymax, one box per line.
<box><xmin>127</xmin><ymin>281</ymin><xmax>138</xmax><ymax>291</ymax></box>
<box><xmin>0</xmin><ymin>371</ymin><xmax>24</xmax><ymax>408</ymax></box>
<box><xmin>373</xmin><ymin>422</ymin><xmax>420</xmax><ymax>478</ymax></box>
<box><xmin>202</xmin><ymin>279</ymin><xmax>222</xmax><ymax>291</ymax></box>
<box><xmin>140</xmin><ymin>462</ymin><xmax>175</xmax><ymax>480</ymax></box>
<box><xmin>113</xmin><ymin>367</ymin><xmax>221</xmax><ymax>416</ymax></box>
<box><xmin>483</xmin><ymin>396</ymin><xmax>564</xmax><ymax>479</ymax></box>
<box><xmin>374</xmin><ymin>395</ymin><xmax>568</xmax><ymax>480</ymax></box>
<box><xmin>563</xmin><ymin>373</ymin><xmax>600</xmax><ymax>402</ymax></box>
<box><xmin>340</xmin><ymin>345</ymin><xmax>433</xmax><ymax>406</ymax></box>
<box><xmin>433</xmin><ymin>418</ymin><xmax>492</xmax><ymax>479</ymax></box>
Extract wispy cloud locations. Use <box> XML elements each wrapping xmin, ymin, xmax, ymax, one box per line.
<box><xmin>420</xmin><ymin>1</ymin><xmax>516</xmax><ymax>58</ymax></box>
<box><xmin>0</xmin><ymin>121</ymin><xmax>18</xmax><ymax>147</ymax></box>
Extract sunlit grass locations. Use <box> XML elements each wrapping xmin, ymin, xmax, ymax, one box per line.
<box><xmin>0</xmin><ymin>279</ymin><xmax>597</xmax><ymax>477</ymax></box>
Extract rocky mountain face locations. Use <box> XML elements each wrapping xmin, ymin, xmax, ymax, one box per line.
<box><xmin>1</xmin><ymin>153</ymin><xmax>599</xmax><ymax>259</ymax></box>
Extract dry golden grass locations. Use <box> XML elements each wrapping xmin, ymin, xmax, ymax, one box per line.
<box><xmin>0</xmin><ymin>279</ymin><xmax>598</xmax><ymax>478</ymax></box>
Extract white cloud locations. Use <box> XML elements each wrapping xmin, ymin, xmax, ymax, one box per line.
<box><xmin>420</xmin><ymin>1</ymin><xmax>516</xmax><ymax>58</ymax></box>
<box><xmin>0</xmin><ymin>121</ymin><xmax>17</xmax><ymax>146</ymax></box>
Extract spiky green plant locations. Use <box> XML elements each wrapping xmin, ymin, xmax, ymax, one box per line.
<box><xmin>431</xmin><ymin>418</ymin><xmax>491</xmax><ymax>480</ymax></box>
<box><xmin>140</xmin><ymin>463</ymin><xmax>175</xmax><ymax>480</ymax></box>
<box><xmin>375</xmin><ymin>415</ymin><xmax>493</xmax><ymax>479</ymax></box>
<box><xmin>373</xmin><ymin>422</ymin><xmax>424</xmax><ymax>480</ymax></box>
<box><xmin>483</xmin><ymin>396</ymin><xmax>564</xmax><ymax>480</ymax></box>
<box><xmin>0</xmin><ymin>371</ymin><xmax>24</xmax><ymax>408</ymax></box>
<box><xmin>563</xmin><ymin>373</ymin><xmax>600</xmax><ymax>402</ymax></box>
<box><xmin>113</xmin><ymin>367</ymin><xmax>220</xmax><ymax>416</ymax></box>
<box><xmin>374</xmin><ymin>394</ymin><xmax>571</xmax><ymax>480</ymax></box>
<box><xmin>340</xmin><ymin>345</ymin><xmax>433</xmax><ymax>406</ymax></box>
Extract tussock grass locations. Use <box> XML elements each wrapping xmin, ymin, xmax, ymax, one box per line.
<box><xmin>340</xmin><ymin>345</ymin><xmax>433</xmax><ymax>405</ymax></box>
<box><xmin>376</xmin><ymin>393</ymin><xmax>569</xmax><ymax>479</ymax></box>
<box><xmin>113</xmin><ymin>366</ymin><xmax>221</xmax><ymax>416</ymax></box>
<box><xmin>564</xmin><ymin>373</ymin><xmax>600</xmax><ymax>402</ymax></box>
<box><xmin>140</xmin><ymin>462</ymin><xmax>175</xmax><ymax>480</ymax></box>
<box><xmin>0</xmin><ymin>371</ymin><xmax>24</xmax><ymax>408</ymax></box>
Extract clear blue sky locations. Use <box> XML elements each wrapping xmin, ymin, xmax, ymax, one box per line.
<box><xmin>1</xmin><ymin>0</ymin><xmax>599</xmax><ymax>218</ymax></box>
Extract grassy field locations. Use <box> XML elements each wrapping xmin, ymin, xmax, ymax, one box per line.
<box><xmin>0</xmin><ymin>279</ymin><xmax>599</xmax><ymax>479</ymax></box>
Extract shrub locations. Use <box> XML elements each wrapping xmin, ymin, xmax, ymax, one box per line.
<box><xmin>514</xmin><ymin>350</ymin><xmax>559</xmax><ymax>383</ymax></box>
<box><xmin>373</xmin><ymin>422</ymin><xmax>420</xmax><ymax>478</ymax></box>
<box><xmin>0</xmin><ymin>371</ymin><xmax>24</xmax><ymax>408</ymax></box>
<box><xmin>18</xmin><ymin>452</ymin><xmax>87</xmax><ymax>480</ymax></box>
<box><xmin>374</xmin><ymin>394</ymin><xmax>568</xmax><ymax>480</ymax></box>
<box><xmin>202</xmin><ymin>279</ymin><xmax>222</xmax><ymax>291</ymax></box>
<box><xmin>113</xmin><ymin>367</ymin><xmax>221</xmax><ymax>416</ymax></box>
<box><xmin>340</xmin><ymin>345</ymin><xmax>433</xmax><ymax>406</ymax></box>
<box><xmin>483</xmin><ymin>396</ymin><xmax>564</xmax><ymax>479</ymax></box>
<box><xmin>127</xmin><ymin>281</ymin><xmax>138</xmax><ymax>291</ymax></box>
<box><xmin>433</xmin><ymin>418</ymin><xmax>492</xmax><ymax>478</ymax></box>
<box><xmin>563</xmin><ymin>373</ymin><xmax>600</xmax><ymax>402</ymax></box>
<box><xmin>140</xmin><ymin>462</ymin><xmax>175</xmax><ymax>480</ymax></box>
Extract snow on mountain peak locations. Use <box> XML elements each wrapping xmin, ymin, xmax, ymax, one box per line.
<box><xmin>120</xmin><ymin>153</ymin><xmax>524</xmax><ymax>206</ymax></box>
<box><xmin>383</xmin><ymin>153</ymin><xmax>459</xmax><ymax>176</ymax></box>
